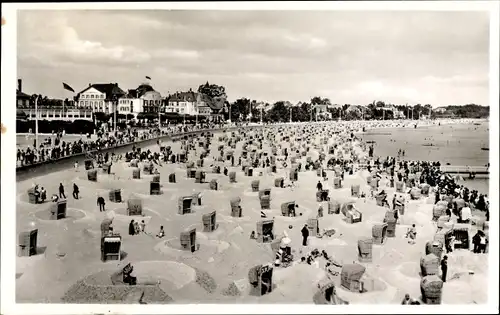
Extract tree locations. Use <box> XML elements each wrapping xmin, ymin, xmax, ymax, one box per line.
<box><xmin>267</xmin><ymin>101</ymin><xmax>289</xmax><ymax>122</ymax></box>
<box><xmin>345</xmin><ymin>108</ymin><xmax>361</xmax><ymax>121</ymax></box>
<box><xmin>198</xmin><ymin>82</ymin><xmax>227</xmax><ymax>99</ymax></box>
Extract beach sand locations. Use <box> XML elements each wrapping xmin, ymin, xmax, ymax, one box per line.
<box><xmin>16</xmin><ymin>123</ymin><xmax>489</xmax><ymax>304</ymax></box>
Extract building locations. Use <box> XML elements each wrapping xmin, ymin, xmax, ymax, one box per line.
<box><xmin>23</xmin><ymin>107</ymin><xmax>93</xmax><ymax>122</ymax></box>
<box><xmin>434</xmin><ymin>107</ymin><xmax>447</xmax><ymax>114</ymax></box>
<box><xmin>166</xmin><ymin>89</ymin><xmax>224</xmax><ymax>117</ymax></box>
<box><xmin>16</xmin><ymin>79</ymin><xmax>31</xmax><ymax>107</ymax></box>
<box><xmin>166</xmin><ymin>90</ymin><xmax>199</xmax><ymax>116</ymax></box>
<box><xmin>117</xmin><ymin>91</ymin><xmax>136</xmax><ymax>115</ymax></box>
<box><xmin>76</xmin><ymin>83</ymin><xmax>126</xmax><ymax>114</ymax></box>
<box><xmin>16</xmin><ymin>79</ymin><xmax>92</xmax><ymax>121</ymax></box>
<box><xmin>117</xmin><ymin>83</ymin><xmax>164</xmax><ymax>118</ymax></box>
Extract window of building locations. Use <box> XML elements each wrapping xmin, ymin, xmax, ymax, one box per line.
<box><xmin>85</xmin><ymin>101</ymin><xmax>88</xmax><ymax>106</ymax></box>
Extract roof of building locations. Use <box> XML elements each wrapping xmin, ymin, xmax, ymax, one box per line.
<box><xmin>17</xmin><ymin>90</ymin><xmax>31</xmax><ymax>99</ymax></box>
<box><xmin>168</xmin><ymin>91</ymin><xmax>197</xmax><ymax>102</ymax></box>
<box><xmin>78</xmin><ymin>83</ymin><xmax>126</xmax><ymax>100</ymax></box>
<box><xmin>168</xmin><ymin>90</ymin><xmax>224</xmax><ymax>112</ymax></box>
<box><xmin>136</xmin><ymin>83</ymin><xmax>155</xmax><ymax>98</ymax></box>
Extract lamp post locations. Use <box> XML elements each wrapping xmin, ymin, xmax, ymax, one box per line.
<box><xmin>113</xmin><ymin>95</ymin><xmax>117</xmax><ymax>134</ymax></box>
<box><xmin>34</xmin><ymin>95</ymin><xmax>39</xmax><ymax>147</ymax></box>
<box><xmin>158</xmin><ymin>100</ymin><xmax>162</xmax><ymax>130</ymax></box>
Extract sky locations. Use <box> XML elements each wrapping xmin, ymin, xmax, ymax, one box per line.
<box><xmin>17</xmin><ymin>10</ymin><xmax>490</xmax><ymax>106</ymax></box>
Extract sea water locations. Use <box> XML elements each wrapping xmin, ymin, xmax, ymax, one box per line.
<box><xmin>360</xmin><ymin>122</ymin><xmax>490</xmax><ymax>194</ymax></box>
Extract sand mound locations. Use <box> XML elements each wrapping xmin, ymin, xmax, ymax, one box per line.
<box><xmin>222</xmin><ymin>278</ymin><xmax>249</xmax><ymax>296</ymax></box>
<box><xmin>132</xmin><ymin>261</ymin><xmax>196</xmax><ymax>289</ymax></box>
<box><xmin>194</xmin><ymin>268</ymin><xmax>218</xmax><ymax>293</ymax></box>
<box><xmin>62</xmin><ymin>270</ymin><xmax>173</xmax><ymax>304</ymax></box>
<box><xmin>34</xmin><ymin>208</ymin><xmax>86</xmax><ymax>221</ymax></box>
<box><xmin>81</xmin><ymin>228</ymin><xmax>101</xmax><ymax>239</ymax></box>
<box><xmin>271</xmin><ymin>264</ymin><xmax>327</xmax><ymax>301</ymax></box>
<box><xmin>398</xmin><ymin>262</ymin><xmax>421</xmax><ymax>278</ymax></box>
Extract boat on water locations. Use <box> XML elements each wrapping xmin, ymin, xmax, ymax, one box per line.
<box><xmin>481</xmin><ymin>147</ymin><xmax>489</xmax><ymax>151</ymax></box>
<box><xmin>474</xmin><ymin>123</ymin><xmax>481</xmax><ymax>126</ymax></box>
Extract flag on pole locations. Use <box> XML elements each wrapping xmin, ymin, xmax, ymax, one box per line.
<box><xmin>145</xmin><ymin>76</ymin><xmax>152</xmax><ymax>80</ymax></box>
<box><xmin>63</xmin><ymin>82</ymin><xmax>75</xmax><ymax>93</ymax></box>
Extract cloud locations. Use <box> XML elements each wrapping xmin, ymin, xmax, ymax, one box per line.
<box><xmin>17</xmin><ymin>10</ymin><xmax>490</xmax><ymax>105</ymax></box>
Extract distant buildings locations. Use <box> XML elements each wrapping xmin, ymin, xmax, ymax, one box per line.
<box><xmin>16</xmin><ymin>79</ymin><xmax>30</xmax><ymax>107</ymax></box>
<box><xmin>16</xmin><ymin>79</ymin><xmax>93</xmax><ymax>122</ymax></box>
<box><xmin>76</xmin><ymin>83</ymin><xmax>126</xmax><ymax>114</ymax></box>
<box><xmin>118</xmin><ymin>83</ymin><xmax>165</xmax><ymax>117</ymax></box>
<box><xmin>166</xmin><ymin>89</ymin><xmax>222</xmax><ymax>117</ymax></box>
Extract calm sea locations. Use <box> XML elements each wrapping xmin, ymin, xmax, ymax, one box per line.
<box><xmin>360</xmin><ymin>122</ymin><xmax>490</xmax><ymax>194</ymax></box>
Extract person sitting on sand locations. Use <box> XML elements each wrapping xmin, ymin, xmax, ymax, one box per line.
<box><xmin>325</xmin><ymin>262</ymin><xmax>340</xmax><ymax>277</ymax></box>
<box><xmin>401</xmin><ymin>293</ymin><xmax>412</xmax><ymax>305</ymax></box>
<box><xmin>156</xmin><ymin>226</ymin><xmax>165</xmax><ymax>238</ymax></box>
<box><xmin>406</xmin><ymin>224</ymin><xmax>417</xmax><ymax>244</ymax></box>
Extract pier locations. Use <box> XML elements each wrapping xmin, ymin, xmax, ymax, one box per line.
<box><xmin>440</xmin><ymin>165</ymin><xmax>489</xmax><ymax>176</ymax></box>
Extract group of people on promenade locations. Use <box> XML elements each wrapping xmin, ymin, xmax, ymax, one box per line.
<box><xmin>16</xmin><ymin>121</ymin><xmax>225</xmax><ymax>167</ymax></box>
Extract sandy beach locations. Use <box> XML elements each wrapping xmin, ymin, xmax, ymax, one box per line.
<box><xmin>15</xmin><ymin>120</ymin><xmax>489</xmax><ymax>304</ymax></box>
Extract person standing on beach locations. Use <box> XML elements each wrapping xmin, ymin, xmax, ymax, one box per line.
<box><xmin>440</xmin><ymin>256</ymin><xmax>448</xmax><ymax>282</ymax></box>
<box><xmin>301</xmin><ymin>224</ymin><xmax>309</xmax><ymax>246</ymax></box>
<box><xmin>97</xmin><ymin>196</ymin><xmax>106</xmax><ymax>212</ymax></box>
<box><xmin>59</xmin><ymin>183</ymin><xmax>66</xmax><ymax>199</ymax></box>
<box><xmin>72</xmin><ymin>183</ymin><xmax>79</xmax><ymax>199</ymax></box>
<box><xmin>316</xmin><ymin>180</ymin><xmax>323</xmax><ymax>191</ymax></box>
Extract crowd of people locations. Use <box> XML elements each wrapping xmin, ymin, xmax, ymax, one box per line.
<box><xmin>16</xmin><ymin>121</ymin><xmax>226</xmax><ymax>167</ymax></box>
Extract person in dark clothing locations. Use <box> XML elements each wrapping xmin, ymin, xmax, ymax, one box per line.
<box><xmin>441</xmin><ymin>255</ymin><xmax>448</xmax><ymax>282</ymax></box>
<box><xmin>97</xmin><ymin>196</ymin><xmax>106</xmax><ymax>212</ymax></box>
<box><xmin>435</xmin><ymin>191</ymin><xmax>440</xmax><ymax>204</ymax></box>
<box><xmin>301</xmin><ymin>224</ymin><xmax>309</xmax><ymax>246</ymax></box>
<box><xmin>316</xmin><ymin>181</ymin><xmax>323</xmax><ymax>191</ymax></box>
<box><xmin>72</xmin><ymin>183</ymin><xmax>79</xmax><ymax>199</ymax></box>
<box><xmin>129</xmin><ymin>220</ymin><xmax>135</xmax><ymax>235</ymax></box>
<box><xmin>472</xmin><ymin>232</ymin><xmax>481</xmax><ymax>254</ymax></box>
<box><xmin>59</xmin><ymin>183</ymin><xmax>66</xmax><ymax>199</ymax></box>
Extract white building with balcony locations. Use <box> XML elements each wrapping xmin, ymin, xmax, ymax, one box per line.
<box><xmin>76</xmin><ymin>83</ymin><xmax>126</xmax><ymax>114</ymax></box>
